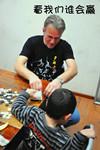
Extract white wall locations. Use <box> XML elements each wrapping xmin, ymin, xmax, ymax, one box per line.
<box><xmin>0</xmin><ymin>0</ymin><xmax>100</xmax><ymax>96</ymax></box>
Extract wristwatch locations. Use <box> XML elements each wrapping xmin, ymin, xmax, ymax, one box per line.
<box><xmin>57</xmin><ymin>77</ymin><xmax>64</xmax><ymax>84</ymax></box>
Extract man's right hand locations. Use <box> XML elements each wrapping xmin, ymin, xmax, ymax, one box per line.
<box><xmin>29</xmin><ymin>76</ymin><xmax>42</xmax><ymax>91</ymax></box>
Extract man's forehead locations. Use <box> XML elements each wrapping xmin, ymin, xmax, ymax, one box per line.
<box><xmin>45</xmin><ymin>24</ymin><xmax>61</xmax><ymax>37</ymax></box>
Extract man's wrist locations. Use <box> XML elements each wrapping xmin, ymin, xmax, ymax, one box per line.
<box><xmin>57</xmin><ymin>77</ymin><xmax>64</xmax><ymax>84</ymax></box>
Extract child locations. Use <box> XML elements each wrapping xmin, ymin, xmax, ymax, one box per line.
<box><xmin>11</xmin><ymin>88</ymin><xmax>95</xmax><ymax>150</ymax></box>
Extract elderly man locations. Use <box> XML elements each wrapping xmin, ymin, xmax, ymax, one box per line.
<box><xmin>14</xmin><ymin>15</ymin><xmax>80</xmax><ymax>127</ymax></box>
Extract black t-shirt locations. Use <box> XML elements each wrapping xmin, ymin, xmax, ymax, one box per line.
<box><xmin>20</xmin><ymin>36</ymin><xmax>74</xmax><ymax>81</ymax></box>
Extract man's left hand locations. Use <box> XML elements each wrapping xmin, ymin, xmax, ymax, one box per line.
<box><xmin>44</xmin><ymin>79</ymin><xmax>62</xmax><ymax>97</ymax></box>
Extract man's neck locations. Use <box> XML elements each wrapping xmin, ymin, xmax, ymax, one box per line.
<box><xmin>45</xmin><ymin>114</ymin><xmax>58</xmax><ymax>128</ymax></box>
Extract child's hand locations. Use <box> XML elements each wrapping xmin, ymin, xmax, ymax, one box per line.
<box><xmin>80</xmin><ymin>128</ymin><xmax>96</xmax><ymax>139</ymax></box>
<box><xmin>26</xmin><ymin>88</ymin><xmax>38</xmax><ymax>99</ymax></box>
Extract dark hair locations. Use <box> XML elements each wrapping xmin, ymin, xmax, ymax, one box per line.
<box><xmin>43</xmin><ymin>15</ymin><xmax>66</xmax><ymax>34</ymax></box>
<box><xmin>46</xmin><ymin>88</ymin><xmax>76</xmax><ymax>120</ymax></box>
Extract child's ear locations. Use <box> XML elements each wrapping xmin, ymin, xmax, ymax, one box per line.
<box><xmin>64</xmin><ymin>113</ymin><xmax>72</xmax><ymax>121</ymax></box>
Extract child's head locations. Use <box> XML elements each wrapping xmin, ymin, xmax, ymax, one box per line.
<box><xmin>46</xmin><ymin>88</ymin><xmax>76</xmax><ymax>120</ymax></box>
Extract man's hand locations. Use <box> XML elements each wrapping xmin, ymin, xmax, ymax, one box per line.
<box><xmin>29</xmin><ymin>76</ymin><xmax>42</xmax><ymax>91</ymax></box>
<box><xmin>44</xmin><ymin>78</ymin><xmax>62</xmax><ymax>97</ymax></box>
<box><xmin>80</xmin><ymin>128</ymin><xmax>96</xmax><ymax>139</ymax></box>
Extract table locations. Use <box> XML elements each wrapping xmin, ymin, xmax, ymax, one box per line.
<box><xmin>0</xmin><ymin>122</ymin><xmax>19</xmax><ymax>150</ymax></box>
<box><xmin>0</xmin><ymin>69</ymin><xmax>49</xmax><ymax>149</ymax></box>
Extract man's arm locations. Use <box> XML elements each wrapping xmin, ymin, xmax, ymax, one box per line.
<box><xmin>14</xmin><ymin>56</ymin><xmax>42</xmax><ymax>90</ymax></box>
<box><xmin>60</xmin><ymin>59</ymin><xmax>78</xmax><ymax>83</ymax></box>
<box><xmin>44</xmin><ymin>59</ymin><xmax>78</xmax><ymax>97</ymax></box>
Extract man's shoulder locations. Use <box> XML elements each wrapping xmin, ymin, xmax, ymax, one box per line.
<box><xmin>57</xmin><ymin>39</ymin><xmax>73</xmax><ymax>53</ymax></box>
<box><xmin>28</xmin><ymin>35</ymin><xmax>43</xmax><ymax>43</ymax></box>
<box><xmin>59</xmin><ymin>39</ymin><xmax>71</xmax><ymax>47</ymax></box>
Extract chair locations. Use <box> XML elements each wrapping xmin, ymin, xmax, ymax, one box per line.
<box><xmin>86</xmin><ymin>124</ymin><xmax>94</xmax><ymax>150</ymax></box>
